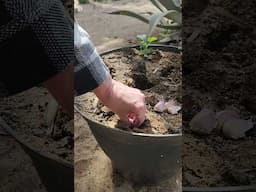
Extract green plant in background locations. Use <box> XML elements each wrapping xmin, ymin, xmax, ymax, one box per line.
<box><xmin>110</xmin><ymin>0</ymin><xmax>182</xmax><ymax>46</ymax></box>
<box><xmin>79</xmin><ymin>0</ymin><xmax>118</xmax><ymax>3</ymax></box>
<box><xmin>79</xmin><ymin>0</ymin><xmax>89</xmax><ymax>4</ymax></box>
<box><xmin>137</xmin><ymin>34</ymin><xmax>158</xmax><ymax>57</ymax></box>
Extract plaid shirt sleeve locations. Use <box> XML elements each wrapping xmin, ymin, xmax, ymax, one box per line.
<box><xmin>74</xmin><ymin>21</ymin><xmax>110</xmax><ymax>96</ymax></box>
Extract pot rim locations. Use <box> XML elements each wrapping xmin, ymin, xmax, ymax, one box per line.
<box><xmin>80</xmin><ymin>110</ymin><xmax>182</xmax><ymax>138</ymax></box>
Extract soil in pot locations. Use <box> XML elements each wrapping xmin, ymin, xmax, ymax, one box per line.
<box><xmin>183</xmin><ymin>0</ymin><xmax>256</xmax><ymax>187</ymax></box>
<box><xmin>75</xmin><ymin>47</ymin><xmax>182</xmax><ymax>135</ymax></box>
<box><xmin>0</xmin><ymin>87</ymin><xmax>73</xmax><ymax>163</ymax></box>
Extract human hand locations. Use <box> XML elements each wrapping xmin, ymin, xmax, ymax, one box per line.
<box><xmin>93</xmin><ymin>76</ymin><xmax>146</xmax><ymax>127</ymax></box>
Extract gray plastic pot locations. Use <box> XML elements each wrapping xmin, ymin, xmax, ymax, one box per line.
<box><xmin>0</xmin><ymin>117</ymin><xmax>74</xmax><ymax>192</ymax></box>
<box><xmin>79</xmin><ymin>45</ymin><xmax>182</xmax><ymax>185</ymax></box>
<box><xmin>82</xmin><ymin>113</ymin><xmax>182</xmax><ymax>185</ymax></box>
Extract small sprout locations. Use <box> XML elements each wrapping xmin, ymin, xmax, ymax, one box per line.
<box><xmin>137</xmin><ymin>34</ymin><xmax>158</xmax><ymax>58</ymax></box>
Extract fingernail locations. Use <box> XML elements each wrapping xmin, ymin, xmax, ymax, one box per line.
<box><xmin>127</xmin><ymin>113</ymin><xmax>136</xmax><ymax>127</ymax></box>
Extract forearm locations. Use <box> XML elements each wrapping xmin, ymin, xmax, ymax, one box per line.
<box><xmin>44</xmin><ymin>64</ymin><xmax>74</xmax><ymax>116</ymax></box>
<box><xmin>73</xmin><ymin>21</ymin><xmax>146</xmax><ymax>126</ymax></box>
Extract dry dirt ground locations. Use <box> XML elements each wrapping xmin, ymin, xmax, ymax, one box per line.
<box><xmin>75</xmin><ymin>0</ymin><xmax>157</xmax><ymax>53</ymax></box>
<box><xmin>0</xmin><ymin>127</ymin><xmax>46</xmax><ymax>192</ymax></box>
<box><xmin>75</xmin><ymin>1</ymin><xmax>182</xmax><ymax>192</ymax></box>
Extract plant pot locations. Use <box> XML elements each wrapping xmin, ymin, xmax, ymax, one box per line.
<box><xmin>80</xmin><ymin>45</ymin><xmax>182</xmax><ymax>185</ymax></box>
<box><xmin>84</xmin><ymin>115</ymin><xmax>182</xmax><ymax>185</ymax></box>
<box><xmin>0</xmin><ymin>117</ymin><xmax>74</xmax><ymax>192</ymax></box>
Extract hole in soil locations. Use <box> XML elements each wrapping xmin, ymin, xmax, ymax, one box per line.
<box><xmin>130</xmin><ymin>59</ymin><xmax>155</xmax><ymax>90</ymax></box>
<box><xmin>206</xmin><ymin>24</ymin><xmax>238</xmax><ymax>51</ymax></box>
<box><xmin>132</xmin><ymin>73</ymin><xmax>154</xmax><ymax>90</ymax></box>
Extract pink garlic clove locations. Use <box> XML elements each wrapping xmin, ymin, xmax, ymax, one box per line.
<box><xmin>154</xmin><ymin>100</ymin><xmax>167</xmax><ymax>112</ymax></box>
<box><xmin>165</xmin><ymin>100</ymin><xmax>181</xmax><ymax>115</ymax></box>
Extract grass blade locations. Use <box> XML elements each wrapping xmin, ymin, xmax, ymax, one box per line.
<box><xmin>148</xmin><ymin>10</ymin><xmax>181</xmax><ymax>36</ymax></box>
<box><xmin>109</xmin><ymin>10</ymin><xmax>149</xmax><ymax>24</ymax></box>
<box><xmin>109</xmin><ymin>10</ymin><xmax>180</xmax><ymax>31</ymax></box>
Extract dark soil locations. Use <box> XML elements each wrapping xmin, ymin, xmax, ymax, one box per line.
<box><xmin>76</xmin><ymin>48</ymin><xmax>182</xmax><ymax>134</ymax></box>
<box><xmin>0</xmin><ymin>87</ymin><xmax>73</xmax><ymax>163</ymax></box>
<box><xmin>183</xmin><ymin>0</ymin><xmax>256</xmax><ymax>187</ymax></box>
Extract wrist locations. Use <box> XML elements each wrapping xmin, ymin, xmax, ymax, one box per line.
<box><xmin>93</xmin><ymin>75</ymin><xmax>113</xmax><ymax>104</ymax></box>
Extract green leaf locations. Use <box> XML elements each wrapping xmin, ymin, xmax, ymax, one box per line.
<box><xmin>148</xmin><ymin>10</ymin><xmax>181</xmax><ymax>37</ymax></box>
<box><xmin>164</xmin><ymin>10</ymin><xmax>182</xmax><ymax>24</ymax></box>
<box><xmin>109</xmin><ymin>10</ymin><xmax>180</xmax><ymax>30</ymax></box>
<box><xmin>158</xmin><ymin>0</ymin><xmax>181</xmax><ymax>11</ymax></box>
<box><xmin>147</xmin><ymin>36</ymin><xmax>158</xmax><ymax>43</ymax></box>
<box><xmin>150</xmin><ymin>0</ymin><xmax>167</xmax><ymax>12</ymax></box>
<box><xmin>172</xmin><ymin>0</ymin><xmax>182</xmax><ymax>7</ymax></box>
<box><xmin>109</xmin><ymin>10</ymin><xmax>149</xmax><ymax>24</ymax></box>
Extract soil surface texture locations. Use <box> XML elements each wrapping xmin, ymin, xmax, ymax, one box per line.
<box><xmin>183</xmin><ymin>0</ymin><xmax>256</xmax><ymax>187</ymax></box>
<box><xmin>0</xmin><ymin>87</ymin><xmax>73</xmax><ymax>163</ymax></box>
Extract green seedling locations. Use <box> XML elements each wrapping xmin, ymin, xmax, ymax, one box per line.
<box><xmin>137</xmin><ymin>34</ymin><xmax>158</xmax><ymax>58</ymax></box>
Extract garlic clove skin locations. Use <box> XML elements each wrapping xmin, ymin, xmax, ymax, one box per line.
<box><xmin>165</xmin><ymin>100</ymin><xmax>181</xmax><ymax>115</ymax></box>
<box><xmin>154</xmin><ymin>100</ymin><xmax>167</xmax><ymax>113</ymax></box>
<box><xmin>190</xmin><ymin>108</ymin><xmax>217</xmax><ymax>135</ymax></box>
<box><xmin>222</xmin><ymin>119</ymin><xmax>254</xmax><ymax>139</ymax></box>
<box><xmin>216</xmin><ymin>108</ymin><xmax>240</xmax><ymax>130</ymax></box>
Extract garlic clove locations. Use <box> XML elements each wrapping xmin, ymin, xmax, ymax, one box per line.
<box><xmin>216</xmin><ymin>108</ymin><xmax>240</xmax><ymax>130</ymax></box>
<box><xmin>165</xmin><ymin>100</ymin><xmax>181</xmax><ymax>115</ymax></box>
<box><xmin>222</xmin><ymin>119</ymin><xmax>254</xmax><ymax>139</ymax></box>
<box><xmin>153</xmin><ymin>100</ymin><xmax>167</xmax><ymax>112</ymax></box>
<box><xmin>190</xmin><ymin>108</ymin><xmax>217</xmax><ymax>135</ymax></box>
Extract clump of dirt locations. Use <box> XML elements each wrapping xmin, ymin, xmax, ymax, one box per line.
<box><xmin>183</xmin><ymin>0</ymin><xmax>256</xmax><ymax>187</ymax></box>
<box><xmin>0</xmin><ymin>87</ymin><xmax>73</xmax><ymax>163</ymax></box>
<box><xmin>76</xmin><ymin>48</ymin><xmax>182</xmax><ymax>134</ymax></box>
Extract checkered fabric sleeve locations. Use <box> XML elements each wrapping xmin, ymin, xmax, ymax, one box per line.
<box><xmin>74</xmin><ymin>21</ymin><xmax>110</xmax><ymax>96</ymax></box>
<box><xmin>0</xmin><ymin>0</ymin><xmax>74</xmax><ymax>97</ymax></box>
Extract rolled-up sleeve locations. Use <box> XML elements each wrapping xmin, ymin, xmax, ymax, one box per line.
<box><xmin>74</xmin><ymin>21</ymin><xmax>110</xmax><ymax>96</ymax></box>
